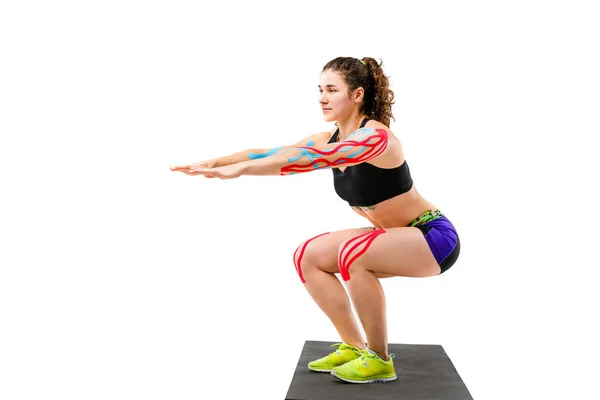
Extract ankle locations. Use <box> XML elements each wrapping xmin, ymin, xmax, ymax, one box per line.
<box><xmin>366</xmin><ymin>347</ymin><xmax>388</xmax><ymax>361</ymax></box>
<box><xmin>344</xmin><ymin>341</ymin><xmax>366</xmax><ymax>351</ymax></box>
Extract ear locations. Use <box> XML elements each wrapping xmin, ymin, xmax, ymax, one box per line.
<box><xmin>353</xmin><ymin>87</ymin><xmax>365</xmax><ymax>103</ymax></box>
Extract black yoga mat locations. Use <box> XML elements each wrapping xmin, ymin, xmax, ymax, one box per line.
<box><xmin>285</xmin><ymin>340</ymin><xmax>472</xmax><ymax>400</ymax></box>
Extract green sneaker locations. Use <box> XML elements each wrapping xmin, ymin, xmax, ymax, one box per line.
<box><xmin>308</xmin><ymin>343</ymin><xmax>363</xmax><ymax>373</ymax></box>
<box><xmin>331</xmin><ymin>350</ymin><xmax>397</xmax><ymax>383</ymax></box>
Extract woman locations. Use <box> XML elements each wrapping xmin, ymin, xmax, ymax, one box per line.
<box><xmin>170</xmin><ymin>57</ymin><xmax>460</xmax><ymax>384</ymax></box>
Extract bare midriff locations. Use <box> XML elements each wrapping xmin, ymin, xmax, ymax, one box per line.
<box><xmin>350</xmin><ymin>185</ymin><xmax>437</xmax><ymax>229</ymax></box>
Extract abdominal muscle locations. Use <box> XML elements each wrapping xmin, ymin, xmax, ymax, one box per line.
<box><xmin>351</xmin><ymin>185</ymin><xmax>437</xmax><ymax>229</ymax></box>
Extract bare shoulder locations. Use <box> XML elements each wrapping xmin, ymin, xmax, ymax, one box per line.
<box><xmin>364</xmin><ymin>120</ymin><xmax>400</xmax><ymax>142</ymax></box>
<box><xmin>364</xmin><ymin>120</ymin><xmax>405</xmax><ymax>166</ymax></box>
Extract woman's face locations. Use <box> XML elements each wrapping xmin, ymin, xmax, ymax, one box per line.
<box><xmin>319</xmin><ymin>69</ymin><xmax>359</xmax><ymax>123</ymax></box>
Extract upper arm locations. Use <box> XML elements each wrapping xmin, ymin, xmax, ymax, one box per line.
<box><xmin>280</xmin><ymin>127</ymin><xmax>390</xmax><ymax>174</ymax></box>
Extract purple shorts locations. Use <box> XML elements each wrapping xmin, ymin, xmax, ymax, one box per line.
<box><xmin>413</xmin><ymin>215</ymin><xmax>460</xmax><ymax>274</ymax></box>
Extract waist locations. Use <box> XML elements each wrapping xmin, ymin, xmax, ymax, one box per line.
<box><xmin>408</xmin><ymin>209</ymin><xmax>444</xmax><ymax>227</ymax></box>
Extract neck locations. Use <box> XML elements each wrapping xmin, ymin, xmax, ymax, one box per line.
<box><xmin>336</xmin><ymin>111</ymin><xmax>367</xmax><ymax>141</ymax></box>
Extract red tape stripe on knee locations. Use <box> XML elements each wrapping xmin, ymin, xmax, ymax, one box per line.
<box><xmin>293</xmin><ymin>232</ymin><xmax>330</xmax><ymax>283</ymax></box>
<box><xmin>338</xmin><ymin>229</ymin><xmax>386</xmax><ymax>281</ymax></box>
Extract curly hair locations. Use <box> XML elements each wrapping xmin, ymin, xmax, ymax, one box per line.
<box><xmin>322</xmin><ymin>57</ymin><xmax>395</xmax><ymax>127</ymax></box>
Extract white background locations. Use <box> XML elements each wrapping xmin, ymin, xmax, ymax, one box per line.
<box><xmin>1</xmin><ymin>1</ymin><xmax>599</xmax><ymax>399</ymax></box>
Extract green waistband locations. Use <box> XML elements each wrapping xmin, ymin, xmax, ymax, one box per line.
<box><xmin>409</xmin><ymin>209</ymin><xmax>443</xmax><ymax>227</ymax></box>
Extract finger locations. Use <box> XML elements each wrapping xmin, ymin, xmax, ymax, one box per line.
<box><xmin>190</xmin><ymin>168</ymin><xmax>212</xmax><ymax>174</ymax></box>
<box><xmin>180</xmin><ymin>168</ymin><xmax>200</xmax><ymax>175</ymax></box>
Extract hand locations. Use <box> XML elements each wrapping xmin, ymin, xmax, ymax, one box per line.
<box><xmin>189</xmin><ymin>163</ymin><xmax>244</xmax><ymax>180</ymax></box>
<box><xmin>170</xmin><ymin>159</ymin><xmax>217</xmax><ymax>176</ymax></box>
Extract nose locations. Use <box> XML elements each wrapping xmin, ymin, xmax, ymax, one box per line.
<box><xmin>319</xmin><ymin>91</ymin><xmax>328</xmax><ymax>104</ymax></box>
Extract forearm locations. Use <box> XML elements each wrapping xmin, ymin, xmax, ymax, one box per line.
<box><xmin>238</xmin><ymin>152</ymin><xmax>291</xmax><ymax>176</ymax></box>
<box><xmin>238</xmin><ymin>145</ymin><xmax>346</xmax><ymax>176</ymax></box>
<box><xmin>214</xmin><ymin>133</ymin><xmax>326</xmax><ymax>168</ymax></box>
<box><xmin>214</xmin><ymin>147</ymin><xmax>283</xmax><ymax>167</ymax></box>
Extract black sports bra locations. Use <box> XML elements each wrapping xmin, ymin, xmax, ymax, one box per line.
<box><xmin>328</xmin><ymin>118</ymin><xmax>413</xmax><ymax>207</ymax></box>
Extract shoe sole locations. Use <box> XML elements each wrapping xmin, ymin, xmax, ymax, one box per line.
<box><xmin>308</xmin><ymin>366</ymin><xmax>332</xmax><ymax>373</ymax></box>
<box><xmin>331</xmin><ymin>370</ymin><xmax>397</xmax><ymax>383</ymax></box>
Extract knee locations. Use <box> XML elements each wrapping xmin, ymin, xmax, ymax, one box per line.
<box><xmin>293</xmin><ymin>232</ymin><xmax>330</xmax><ymax>283</ymax></box>
<box><xmin>338</xmin><ymin>230</ymin><xmax>385</xmax><ymax>281</ymax></box>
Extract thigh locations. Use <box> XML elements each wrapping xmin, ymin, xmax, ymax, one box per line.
<box><xmin>294</xmin><ymin>226</ymin><xmax>376</xmax><ymax>274</ymax></box>
<box><xmin>339</xmin><ymin>227</ymin><xmax>441</xmax><ymax>278</ymax></box>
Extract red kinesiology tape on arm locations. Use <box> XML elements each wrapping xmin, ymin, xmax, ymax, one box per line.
<box><xmin>280</xmin><ymin>128</ymin><xmax>389</xmax><ymax>175</ymax></box>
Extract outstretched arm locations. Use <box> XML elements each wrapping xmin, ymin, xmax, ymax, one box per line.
<box><xmin>190</xmin><ymin>134</ymin><xmax>319</xmax><ymax>168</ymax></box>
<box><xmin>171</xmin><ymin>131</ymin><xmax>329</xmax><ymax>176</ymax></box>
<box><xmin>239</xmin><ymin>127</ymin><xmax>389</xmax><ymax>176</ymax></box>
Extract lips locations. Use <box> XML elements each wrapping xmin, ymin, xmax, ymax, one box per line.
<box><xmin>322</xmin><ymin>108</ymin><xmax>332</xmax><ymax>111</ymax></box>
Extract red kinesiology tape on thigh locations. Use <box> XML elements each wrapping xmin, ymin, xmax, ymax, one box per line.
<box><xmin>293</xmin><ymin>232</ymin><xmax>330</xmax><ymax>283</ymax></box>
<box><xmin>338</xmin><ymin>229</ymin><xmax>386</xmax><ymax>281</ymax></box>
